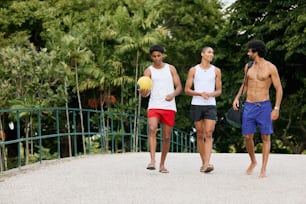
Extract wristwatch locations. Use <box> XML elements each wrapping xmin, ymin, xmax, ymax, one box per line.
<box><xmin>274</xmin><ymin>106</ymin><xmax>280</xmax><ymax>111</ymax></box>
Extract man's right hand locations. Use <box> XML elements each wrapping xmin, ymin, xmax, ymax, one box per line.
<box><xmin>232</xmin><ymin>99</ymin><xmax>240</xmax><ymax>110</ymax></box>
<box><xmin>139</xmin><ymin>90</ymin><xmax>150</xmax><ymax>97</ymax></box>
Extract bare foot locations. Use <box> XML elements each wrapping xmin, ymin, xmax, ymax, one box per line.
<box><xmin>246</xmin><ymin>161</ymin><xmax>257</xmax><ymax>175</ymax></box>
<box><xmin>259</xmin><ymin>169</ymin><xmax>267</xmax><ymax>178</ymax></box>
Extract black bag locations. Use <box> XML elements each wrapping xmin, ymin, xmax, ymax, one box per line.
<box><xmin>225</xmin><ymin>104</ymin><xmax>243</xmax><ymax>128</ymax></box>
<box><xmin>225</xmin><ymin>61</ymin><xmax>253</xmax><ymax>128</ymax></box>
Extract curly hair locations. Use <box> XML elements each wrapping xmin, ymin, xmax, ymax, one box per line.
<box><xmin>149</xmin><ymin>45</ymin><xmax>164</xmax><ymax>54</ymax></box>
<box><xmin>246</xmin><ymin>39</ymin><xmax>266</xmax><ymax>57</ymax></box>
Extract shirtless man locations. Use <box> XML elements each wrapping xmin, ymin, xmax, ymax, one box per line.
<box><xmin>232</xmin><ymin>39</ymin><xmax>283</xmax><ymax>178</ymax></box>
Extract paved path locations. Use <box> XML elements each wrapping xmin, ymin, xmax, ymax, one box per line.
<box><xmin>0</xmin><ymin>153</ymin><xmax>306</xmax><ymax>204</ymax></box>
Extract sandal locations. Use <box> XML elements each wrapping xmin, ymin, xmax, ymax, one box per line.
<box><xmin>159</xmin><ymin>168</ymin><xmax>169</xmax><ymax>173</ymax></box>
<box><xmin>200</xmin><ymin>164</ymin><xmax>214</xmax><ymax>173</ymax></box>
<box><xmin>146</xmin><ymin>163</ymin><xmax>156</xmax><ymax>170</ymax></box>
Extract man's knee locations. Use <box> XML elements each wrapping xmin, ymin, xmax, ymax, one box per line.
<box><xmin>196</xmin><ymin>130</ymin><xmax>204</xmax><ymax>140</ymax></box>
<box><xmin>163</xmin><ymin>135</ymin><xmax>171</xmax><ymax>143</ymax></box>
<box><xmin>148</xmin><ymin>124</ymin><xmax>158</xmax><ymax>133</ymax></box>
<box><xmin>261</xmin><ymin>134</ymin><xmax>270</xmax><ymax>142</ymax></box>
<box><xmin>204</xmin><ymin>129</ymin><xmax>214</xmax><ymax>137</ymax></box>
<box><xmin>244</xmin><ymin>135</ymin><xmax>253</xmax><ymax>140</ymax></box>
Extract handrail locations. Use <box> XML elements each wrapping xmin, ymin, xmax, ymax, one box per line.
<box><xmin>0</xmin><ymin>107</ymin><xmax>196</xmax><ymax>172</ymax></box>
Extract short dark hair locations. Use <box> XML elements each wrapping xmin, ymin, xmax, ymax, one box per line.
<box><xmin>149</xmin><ymin>45</ymin><xmax>164</xmax><ymax>54</ymax></box>
<box><xmin>201</xmin><ymin>46</ymin><xmax>212</xmax><ymax>53</ymax></box>
<box><xmin>246</xmin><ymin>39</ymin><xmax>266</xmax><ymax>57</ymax></box>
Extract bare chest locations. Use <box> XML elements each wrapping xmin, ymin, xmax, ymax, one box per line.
<box><xmin>248</xmin><ymin>68</ymin><xmax>271</xmax><ymax>82</ymax></box>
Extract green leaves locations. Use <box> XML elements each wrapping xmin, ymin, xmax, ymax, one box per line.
<box><xmin>0</xmin><ymin>43</ymin><xmax>66</xmax><ymax>110</ymax></box>
<box><xmin>0</xmin><ymin>0</ymin><xmax>304</xmax><ymax>153</ymax></box>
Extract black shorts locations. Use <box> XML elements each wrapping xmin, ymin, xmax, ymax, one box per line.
<box><xmin>189</xmin><ymin>105</ymin><xmax>217</xmax><ymax>121</ymax></box>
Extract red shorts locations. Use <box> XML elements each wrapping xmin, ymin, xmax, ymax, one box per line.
<box><xmin>147</xmin><ymin>109</ymin><xmax>176</xmax><ymax>127</ymax></box>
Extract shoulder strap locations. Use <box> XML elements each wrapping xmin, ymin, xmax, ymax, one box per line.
<box><xmin>241</xmin><ymin>61</ymin><xmax>253</xmax><ymax>97</ymax></box>
<box><xmin>247</xmin><ymin>61</ymin><xmax>253</xmax><ymax>69</ymax></box>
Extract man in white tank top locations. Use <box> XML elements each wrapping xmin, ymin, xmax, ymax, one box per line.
<box><xmin>185</xmin><ymin>46</ymin><xmax>222</xmax><ymax>173</ymax></box>
<box><xmin>139</xmin><ymin>45</ymin><xmax>182</xmax><ymax>173</ymax></box>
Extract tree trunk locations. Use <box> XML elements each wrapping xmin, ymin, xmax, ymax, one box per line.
<box><xmin>74</xmin><ymin>60</ymin><xmax>86</xmax><ymax>155</ymax></box>
<box><xmin>133</xmin><ymin>50</ymin><xmax>140</xmax><ymax>152</ymax></box>
<box><xmin>100</xmin><ymin>89</ymin><xmax>108</xmax><ymax>152</ymax></box>
<box><xmin>64</xmin><ymin>78</ymin><xmax>72</xmax><ymax>157</ymax></box>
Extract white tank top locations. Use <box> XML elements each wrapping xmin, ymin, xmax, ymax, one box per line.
<box><xmin>191</xmin><ymin>64</ymin><xmax>216</xmax><ymax>106</ymax></box>
<box><xmin>148</xmin><ymin>63</ymin><xmax>177</xmax><ymax>111</ymax></box>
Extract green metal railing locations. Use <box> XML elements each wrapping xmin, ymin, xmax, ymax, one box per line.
<box><xmin>0</xmin><ymin>107</ymin><xmax>196</xmax><ymax>172</ymax></box>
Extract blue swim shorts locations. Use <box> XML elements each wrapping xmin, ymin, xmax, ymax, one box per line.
<box><xmin>242</xmin><ymin>100</ymin><xmax>273</xmax><ymax>135</ymax></box>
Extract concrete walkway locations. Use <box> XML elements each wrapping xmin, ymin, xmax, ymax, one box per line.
<box><xmin>0</xmin><ymin>153</ymin><xmax>306</xmax><ymax>204</ymax></box>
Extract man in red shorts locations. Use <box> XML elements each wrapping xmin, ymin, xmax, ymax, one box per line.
<box><xmin>139</xmin><ymin>45</ymin><xmax>182</xmax><ymax>173</ymax></box>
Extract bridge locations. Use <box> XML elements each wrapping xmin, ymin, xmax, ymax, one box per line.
<box><xmin>0</xmin><ymin>108</ymin><xmax>305</xmax><ymax>203</ymax></box>
<box><xmin>0</xmin><ymin>152</ymin><xmax>305</xmax><ymax>204</ymax></box>
<box><xmin>0</xmin><ymin>107</ymin><xmax>196</xmax><ymax>172</ymax></box>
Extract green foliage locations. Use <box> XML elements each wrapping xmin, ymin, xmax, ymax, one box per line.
<box><xmin>162</xmin><ymin>0</ymin><xmax>224</xmax><ymax>67</ymax></box>
<box><xmin>0</xmin><ymin>43</ymin><xmax>66</xmax><ymax>110</ymax></box>
<box><xmin>0</xmin><ymin>0</ymin><xmax>305</xmax><ymax>154</ymax></box>
<box><xmin>160</xmin><ymin>0</ymin><xmax>225</xmax><ymax>131</ymax></box>
<box><xmin>216</xmin><ymin>0</ymin><xmax>306</xmax><ymax>153</ymax></box>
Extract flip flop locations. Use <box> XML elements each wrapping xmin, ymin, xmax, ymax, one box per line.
<box><xmin>159</xmin><ymin>168</ymin><xmax>169</xmax><ymax>173</ymax></box>
<box><xmin>146</xmin><ymin>163</ymin><xmax>156</xmax><ymax>170</ymax></box>
<box><xmin>200</xmin><ymin>164</ymin><xmax>214</xmax><ymax>173</ymax></box>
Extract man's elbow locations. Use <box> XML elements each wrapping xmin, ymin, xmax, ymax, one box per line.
<box><xmin>184</xmin><ymin>87</ymin><xmax>193</xmax><ymax>96</ymax></box>
<box><xmin>215</xmin><ymin>89</ymin><xmax>222</xmax><ymax>97</ymax></box>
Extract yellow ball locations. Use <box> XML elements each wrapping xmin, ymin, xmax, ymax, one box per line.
<box><xmin>137</xmin><ymin>76</ymin><xmax>152</xmax><ymax>91</ymax></box>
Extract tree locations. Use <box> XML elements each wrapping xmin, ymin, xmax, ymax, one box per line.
<box><xmin>159</xmin><ymin>0</ymin><xmax>226</xmax><ymax>131</ymax></box>
<box><xmin>0</xmin><ymin>42</ymin><xmax>66</xmax><ymax>163</ymax></box>
<box><xmin>215</xmin><ymin>0</ymin><xmax>306</xmax><ymax>153</ymax></box>
<box><xmin>1</xmin><ymin>0</ymin><xmax>305</xmax><ymax>154</ymax></box>
<box><xmin>114</xmin><ymin>0</ymin><xmax>169</xmax><ymax>151</ymax></box>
